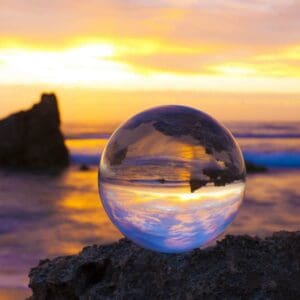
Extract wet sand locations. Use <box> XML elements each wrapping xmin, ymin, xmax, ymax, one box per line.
<box><xmin>0</xmin><ymin>166</ymin><xmax>300</xmax><ymax>298</ymax></box>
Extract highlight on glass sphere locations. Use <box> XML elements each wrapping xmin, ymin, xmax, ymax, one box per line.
<box><xmin>99</xmin><ymin>105</ymin><xmax>246</xmax><ymax>253</ymax></box>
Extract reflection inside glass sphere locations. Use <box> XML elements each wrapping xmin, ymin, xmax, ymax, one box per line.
<box><xmin>99</xmin><ymin>105</ymin><xmax>246</xmax><ymax>253</ymax></box>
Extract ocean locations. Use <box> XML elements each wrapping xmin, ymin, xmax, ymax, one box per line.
<box><xmin>65</xmin><ymin>121</ymin><xmax>300</xmax><ymax>168</ymax></box>
<box><xmin>0</xmin><ymin>121</ymin><xmax>300</xmax><ymax>299</ymax></box>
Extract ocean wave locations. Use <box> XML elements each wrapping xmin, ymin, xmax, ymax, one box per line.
<box><xmin>228</xmin><ymin>122</ymin><xmax>300</xmax><ymax>138</ymax></box>
<box><xmin>233</xmin><ymin>133</ymin><xmax>300</xmax><ymax>139</ymax></box>
<box><xmin>67</xmin><ymin>132</ymin><xmax>300</xmax><ymax>140</ymax></box>
<box><xmin>71</xmin><ymin>151</ymin><xmax>300</xmax><ymax>168</ymax></box>
<box><xmin>244</xmin><ymin>151</ymin><xmax>300</xmax><ymax>168</ymax></box>
<box><xmin>66</xmin><ymin>133</ymin><xmax>111</xmax><ymax>140</ymax></box>
<box><xmin>64</xmin><ymin>119</ymin><xmax>300</xmax><ymax>141</ymax></box>
<box><xmin>71</xmin><ymin>154</ymin><xmax>100</xmax><ymax>165</ymax></box>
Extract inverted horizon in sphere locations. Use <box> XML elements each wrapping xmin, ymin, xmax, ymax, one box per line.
<box><xmin>99</xmin><ymin>105</ymin><xmax>246</xmax><ymax>253</ymax></box>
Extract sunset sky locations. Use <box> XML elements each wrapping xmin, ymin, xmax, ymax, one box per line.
<box><xmin>0</xmin><ymin>0</ymin><xmax>300</xmax><ymax>124</ymax></box>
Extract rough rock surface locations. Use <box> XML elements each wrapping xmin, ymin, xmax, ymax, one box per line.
<box><xmin>29</xmin><ymin>232</ymin><xmax>300</xmax><ymax>299</ymax></box>
<box><xmin>0</xmin><ymin>93</ymin><xmax>69</xmax><ymax>170</ymax></box>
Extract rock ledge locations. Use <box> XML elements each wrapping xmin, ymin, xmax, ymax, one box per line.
<box><xmin>29</xmin><ymin>232</ymin><xmax>300</xmax><ymax>299</ymax></box>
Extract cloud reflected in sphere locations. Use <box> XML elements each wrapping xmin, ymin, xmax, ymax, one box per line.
<box><xmin>99</xmin><ymin>105</ymin><xmax>246</xmax><ymax>253</ymax></box>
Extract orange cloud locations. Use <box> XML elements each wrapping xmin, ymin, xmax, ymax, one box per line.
<box><xmin>0</xmin><ymin>0</ymin><xmax>300</xmax><ymax>91</ymax></box>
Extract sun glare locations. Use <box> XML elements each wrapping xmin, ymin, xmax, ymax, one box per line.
<box><xmin>68</xmin><ymin>44</ymin><xmax>115</xmax><ymax>58</ymax></box>
<box><xmin>0</xmin><ymin>40</ymin><xmax>300</xmax><ymax>93</ymax></box>
<box><xmin>213</xmin><ymin>64</ymin><xmax>256</xmax><ymax>76</ymax></box>
<box><xmin>0</xmin><ymin>43</ymin><xmax>137</xmax><ymax>86</ymax></box>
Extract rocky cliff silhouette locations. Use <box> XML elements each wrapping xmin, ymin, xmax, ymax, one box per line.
<box><xmin>0</xmin><ymin>93</ymin><xmax>69</xmax><ymax>170</ymax></box>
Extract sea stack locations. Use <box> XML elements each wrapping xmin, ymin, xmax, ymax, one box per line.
<box><xmin>0</xmin><ymin>93</ymin><xmax>69</xmax><ymax>170</ymax></box>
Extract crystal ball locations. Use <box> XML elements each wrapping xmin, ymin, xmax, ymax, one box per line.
<box><xmin>99</xmin><ymin>105</ymin><xmax>246</xmax><ymax>253</ymax></box>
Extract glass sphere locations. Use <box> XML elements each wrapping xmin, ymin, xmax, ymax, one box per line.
<box><xmin>99</xmin><ymin>105</ymin><xmax>246</xmax><ymax>253</ymax></box>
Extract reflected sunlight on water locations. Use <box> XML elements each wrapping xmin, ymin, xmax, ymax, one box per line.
<box><xmin>0</xmin><ymin>167</ymin><xmax>300</xmax><ymax>297</ymax></box>
<box><xmin>230</xmin><ymin>170</ymin><xmax>300</xmax><ymax>235</ymax></box>
<box><xmin>0</xmin><ymin>166</ymin><xmax>121</xmax><ymax>296</ymax></box>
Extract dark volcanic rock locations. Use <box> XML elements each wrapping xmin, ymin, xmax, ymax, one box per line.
<box><xmin>246</xmin><ymin>161</ymin><xmax>267</xmax><ymax>173</ymax></box>
<box><xmin>29</xmin><ymin>232</ymin><xmax>300</xmax><ymax>299</ymax></box>
<box><xmin>79</xmin><ymin>164</ymin><xmax>91</xmax><ymax>171</ymax></box>
<box><xmin>0</xmin><ymin>93</ymin><xmax>69</xmax><ymax>170</ymax></box>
